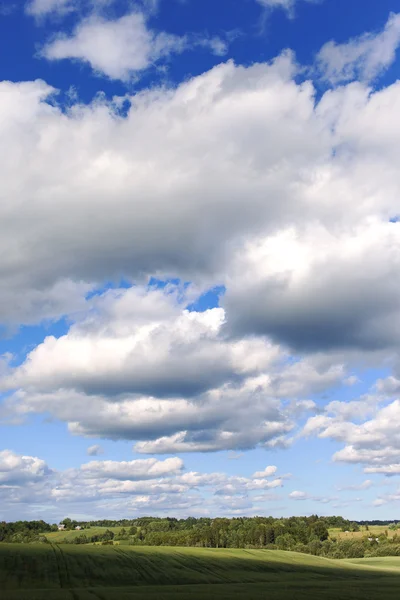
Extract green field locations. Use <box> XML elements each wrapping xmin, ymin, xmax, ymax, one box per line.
<box><xmin>44</xmin><ymin>527</ymin><xmax>125</xmax><ymax>543</ymax></box>
<box><xmin>328</xmin><ymin>526</ymin><xmax>398</xmax><ymax>541</ymax></box>
<box><xmin>1</xmin><ymin>544</ymin><xmax>400</xmax><ymax>599</ymax></box>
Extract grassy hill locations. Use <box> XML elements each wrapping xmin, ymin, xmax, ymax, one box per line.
<box><xmin>328</xmin><ymin>525</ymin><xmax>398</xmax><ymax>541</ymax></box>
<box><xmin>1</xmin><ymin>544</ymin><xmax>399</xmax><ymax>599</ymax></box>
<box><xmin>44</xmin><ymin>526</ymin><xmax>125</xmax><ymax>543</ymax></box>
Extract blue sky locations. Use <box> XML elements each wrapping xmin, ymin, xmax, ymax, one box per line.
<box><xmin>1</xmin><ymin>0</ymin><xmax>400</xmax><ymax>522</ymax></box>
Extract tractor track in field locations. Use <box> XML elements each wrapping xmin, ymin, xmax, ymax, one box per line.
<box><xmin>50</xmin><ymin>544</ymin><xmax>80</xmax><ymax>600</ymax></box>
<box><xmin>50</xmin><ymin>543</ymin><xmax>65</xmax><ymax>589</ymax></box>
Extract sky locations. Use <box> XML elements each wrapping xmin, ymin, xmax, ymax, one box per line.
<box><xmin>1</xmin><ymin>0</ymin><xmax>400</xmax><ymax>523</ymax></box>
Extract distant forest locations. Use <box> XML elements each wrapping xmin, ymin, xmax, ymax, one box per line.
<box><xmin>1</xmin><ymin>515</ymin><xmax>400</xmax><ymax>560</ymax></box>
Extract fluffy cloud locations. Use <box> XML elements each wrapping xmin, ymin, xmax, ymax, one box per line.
<box><xmin>303</xmin><ymin>395</ymin><xmax>400</xmax><ymax>476</ymax></box>
<box><xmin>1</xmin><ymin>52</ymin><xmax>400</xmax><ymax>332</ymax></box>
<box><xmin>253</xmin><ymin>465</ymin><xmax>278</xmax><ymax>478</ymax></box>
<box><xmin>289</xmin><ymin>490</ymin><xmax>308</xmax><ymax>500</ymax></box>
<box><xmin>41</xmin><ymin>12</ymin><xmax>227</xmax><ymax>81</ymax></box>
<box><xmin>52</xmin><ymin>461</ymin><xmax>287</xmax><ymax>509</ymax></box>
<box><xmin>0</xmin><ymin>450</ymin><xmax>51</xmax><ymax>485</ymax></box>
<box><xmin>2</xmin><ymin>375</ymin><xmax>296</xmax><ymax>452</ymax></box>
<box><xmin>3</xmin><ymin>286</ymin><xmax>279</xmax><ymax>399</ymax></box>
<box><xmin>42</xmin><ymin>12</ymin><xmax>187</xmax><ymax>80</ymax></box>
<box><xmin>3</xmin><ymin>19</ymin><xmax>400</xmax><ymax>486</ymax></box>
<box><xmin>224</xmin><ymin>220</ymin><xmax>400</xmax><ymax>352</ymax></box>
<box><xmin>0</xmin><ymin>53</ymin><xmax>329</xmax><ymax>324</ymax></box>
<box><xmin>1</xmin><ymin>281</ymin><xmax>351</xmax><ymax>453</ymax></box>
<box><xmin>0</xmin><ymin>450</ymin><xmax>289</xmax><ymax>518</ymax></box>
<box><xmin>317</xmin><ymin>13</ymin><xmax>400</xmax><ymax>84</ymax></box>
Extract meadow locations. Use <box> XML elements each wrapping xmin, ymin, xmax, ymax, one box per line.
<box><xmin>1</xmin><ymin>544</ymin><xmax>400</xmax><ymax>600</ymax></box>
<box><xmin>44</xmin><ymin>527</ymin><xmax>126</xmax><ymax>543</ymax></box>
<box><xmin>328</xmin><ymin>526</ymin><xmax>397</xmax><ymax>541</ymax></box>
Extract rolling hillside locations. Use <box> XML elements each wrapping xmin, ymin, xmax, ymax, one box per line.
<box><xmin>1</xmin><ymin>544</ymin><xmax>400</xmax><ymax>599</ymax></box>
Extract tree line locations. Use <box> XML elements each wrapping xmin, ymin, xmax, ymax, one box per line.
<box><xmin>1</xmin><ymin>515</ymin><xmax>400</xmax><ymax>559</ymax></box>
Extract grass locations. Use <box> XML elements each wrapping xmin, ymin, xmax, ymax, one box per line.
<box><xmin>328</xmin><ymin>525</ymin><xmax>399</xmax><ymax>541</ymax></box>
<box><xmin>1</xmin><ymin>544</ymin><xmax>400</xmax><ymax>599</ymax></box>
<box><xmin>44</xmin><ymin>527</ymin><xmax>126</xmax><ymax>543</ymax></box>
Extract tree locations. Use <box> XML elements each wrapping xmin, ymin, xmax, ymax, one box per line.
<box><xmin>311</xmin><ymin>521</ymin><xmax>329</xmax><ymax>541</ymax></box>
<box><xmin>62</xmin><ymin>518</ymin><xmax>73</xmax><ymax>530</ymax></box>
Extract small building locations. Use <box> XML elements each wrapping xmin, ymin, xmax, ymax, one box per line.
<box><xmin>75</xmin><ymin>526</ymin><xmax>82</xmax><ymax>531</ymax></box>
<box><xmin>58</xmin><ymin>524</ymin><xmax>66</xmax><ymax>531</ymax></box>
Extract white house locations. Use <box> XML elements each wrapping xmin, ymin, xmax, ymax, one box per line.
<box><xmin>75</xmin><ymin>526</ymin><xmax>82</xmax><ymax>531</ymax></box>
<box><xmin>58</xmin><ymin>524</ymin><xmax>66</xmax><ymax>531</ymax></box>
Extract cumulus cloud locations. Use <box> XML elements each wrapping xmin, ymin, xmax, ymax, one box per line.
<box><xmin>303</xmin><ymin>395</ymin><xmax>400</xmax><ymax>476</ymax></box>
<box><xmin>225</xmin><ymin>220</ymin><xmax>400</xmax><ymax>352</ymax></box>
<box><xmin>253</xmin><ymin>465</ymin><xmax>278</xmax><ymax>478</ymax></box>
<box><xmin>1</xmin><ymin>54</ymin><xmax>400</xmax><ymax>334</ymax></box>
<box><xmin>2</xmin><ymin>26</ymin><xmax>400</xmax><ymax>483</ymax></box>
<box><xmin>42</xmin><ymin>12</ymin><xmax>187</xmax><ymax>80</ymax></box>
<box><xmin>0</xmin><ymin>449</ymin><xmax>289</xmax><ymax>518</ymax></box>
<box><xmin>3</xmin><ymin>285</ymin><xmax>279</xmax><ymax>399</ymax></box>
<box><xmin>1</xmin><ymin>280</ymin><xmax>354</xmax><ymax>453</ymax></box>
<box><xmin>0</xmin><ymin>449</ymin><xmax>51</xmax><ymax>485</ymax></box>
<box><xmin>41</xmin><ymin>11</ymin><xmax>228</xmax><ymax>81</ymax></box>
<box><xmin>1</xmin><ymin>375</ymin><xmax>296</xmax><ymax>452</ymax></box>
<box><xmin>317</xmin><ymin>13</ymin><xmax>400</xmax><ymax>84</ymax></box>
<box><xmin>0</xmin><ymin>52</ymin><xmax>328</xmax><ymax>324</ymax></box>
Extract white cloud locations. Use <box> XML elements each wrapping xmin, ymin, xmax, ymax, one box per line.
<box><xmin>3</xmin><ymin>285</ymin><xmax>279</xmax><ymax>399</ymax></box>
<box><xmin>2</xmin><ymin>37</ymin><xmax>400</xmax><ymax>479</ymax></box>
<box><xmin>0</xmin><ymin>52</ymin><xmax>324</xmax><ymax>324</ymax></box>
<box><xmin>225</xmin><ymin>220</ymin><xmax>400</xmax><ymax>352</ymax></box>
<box><xmin>0</xmin><ymin>450</ymin><xmax>51</xmax><ymax>485</ymax></box>
<box><xmin>2</xmin><ymin>54</ymin><xmax>400</xmax><ymax>336</ymax></box>
<box><xmin>87</xmin><ymin>444</ymin><xmax>104</xmax><ymax>456</ymax></box>
<box><xmin>42</xmin><ymin>12</ymin><xmax>187</xmax><ymax>81</ymax></box>
<box><xmin>1</xmin><ymin>375</ymin><xmax>296</xmax><ymax>453</ymax></box>
<box><xmin>344</xmin><ymin>375</ymin><xmax>360</xmax><ymax>386</ymax></box>
<box><xmin>373</xmin><ymin>498</ymin><xmax>387</xmax><ymax>507</ymax></box>
<box><xmin>1</xmin><ymin>282</ymin><xmax>351</xmax><ymax>453</ymax></box>
<box><xmin>26</xmin><ymin>0</ymin><xmax>76</xmax><ymax>16</ymax></box>
<box><xmin>41</xmin><ymin>11</ymin><xmax>228</xmax><ymax>81</ymax></box>
<box><xmin>303</xmin><ymin>396</ymin><xmax>400</xmax><ymax>476</ymax></box>
<box><xmin>0</xmin><ymin>450</ymin><xmax>289</xmax><ymax>518</ymax></box>
<box><xmin>80</xmin><ymin>457</ymin><xmax>183</xmax><ymax>480</ymax></box>
<box><xmin>253</xmin><ymin>465</ymin><xmax>278</xmax><ymax>478</ymax></box>
<box><xmin>317</xmin><ymin>13</ymin><xmax>400</xmax><ymax>84</ymax></box>
<box><xmin>288</xmin><ymin>489</ymin><xmax>337</xmax><ymax>504</ymax></box>
<box><xmin>289</xmin><ymin>490</ymin><xmax>308</xmax><ymax>500</ymax></box>
<box><xmin>337</xmin><ymin>480</ymin><xmax>373</xmax><ymax>491</ymax></box>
